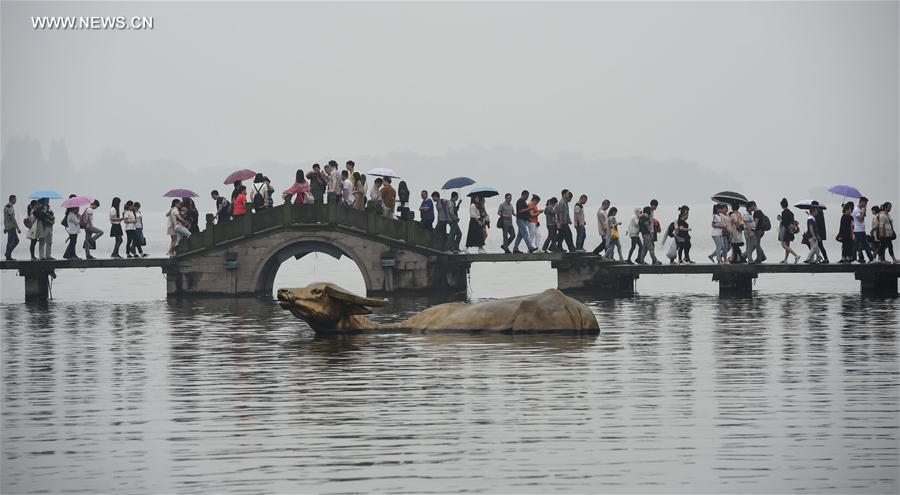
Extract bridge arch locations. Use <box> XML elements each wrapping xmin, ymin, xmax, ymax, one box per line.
<box><xmin>252</xmin><ymin>236</ymin><xmax>377</xmax><ymax>296</ymax></box>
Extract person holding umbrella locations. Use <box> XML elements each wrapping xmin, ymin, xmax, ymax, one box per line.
<box><xmin>32</xmin><ymin>198</ymin><xmax>55</xmax><ymax>260</ymax></box>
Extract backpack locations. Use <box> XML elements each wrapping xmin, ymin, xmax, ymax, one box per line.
<box><xmin>252</xmin><ymin>185</ymin><xmax>265</xmax><ymax>210</ymax></box>
<box><xmin>759</xmin><ymin>212</ymin><xmax>772</xmax><ymax>232</ymax></box>
<box><xmin>23</xmin><ymin>216</ymin><xmax>33</xmax><ymax>228</ymax></box>
<box><xmin>665</xmin><ymin>221</ymin><xmax>676</xmax><ymax>238</ymax></box>
<box><xmin>61</xmin><ymin>215</ymin><xmax>68</xmax><ymax>228</ymax></box>
<box><xmin>79</xmin><ymin>210</ymin><xmax>89</xmax><ymax>229</ymax></box>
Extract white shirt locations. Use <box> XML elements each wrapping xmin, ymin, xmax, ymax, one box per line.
<box><xmin>852</xmin><ymin>207</ymin><xmax>866</xmax><ymax>232</ymax></box>
<box><xmin>711</xmin><ymin>213</ymin><xmax>723</xmax><ymax>237</ymax></box>
<box><xmin>65</xmin><ymin>211</ymin><xmax>80</xmax><ymax>235</ymax></box>
<box><xmin>342</xmin><ymin>179</ymin><xmax>353</xmax><ymax>203</ymax></box>
<box><xmin>135</xmin><ymin>211</ymin><xmax>144</xmax><ymax>229</ymax></box>
<box><xmin>469</xmin><ymin>204</ymin><xmax>480</xmax><ymax>219</ymax></box>
<box><xmin>109</xmin><ymin>207</ymin><xmax>121</xmax><ymax>224</ymax></box>
<box><xmin>83</xmin><ymin>207</ymin><xmax>95</xmax><ymax>229</ymax></box>
<box><xmin>369</xmin><ymin>184</ymin><xmax>382</xmax><ymax>201</ymax></box>
<box><xmin>124</xmin><ymin>210</ymin><xmax>136</xmax><ymax>230</ymax></box>
<box><xmin>168</xmin><ymin>207</ymin><xmax>179</xmax><ymax>230</ymax></box>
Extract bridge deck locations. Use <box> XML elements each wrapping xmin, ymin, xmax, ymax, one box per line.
<box><xmin>1</xmin><ymin>255</ymin><xmax>897</xmax><ymax>276</ymax></box>
<box><xmin>0</xmin><ymin>258</ymin><xmax>174</xmax><ymax>272</ymax></box>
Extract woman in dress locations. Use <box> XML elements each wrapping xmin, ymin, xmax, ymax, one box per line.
<box><xmin>109</xmin><ymin>197</ymin><xmax>124</xmax><ymax>258</ymax></box>
<box><xmin>465</xmin><ymin>196</ymin><xmax>486</xmax><ymax>253</ymax></box>
<box><xmin>290</xmin><ymin>169</ymin><xmax>310</xmax><ymax>205</ymax></box>
<box><xmin>838</xmin><ymin>202</ymin><xmax>854</xmax><ymax>263</ymax></box>
<box><xmin>25</xmin><ymin>200</ymin><xmax>38</xmax><ymax>260</ymax></box>
<box><xmin>133</xmin><ymin>202</ymin><xmax>146</xmax><ymax>257</ymax></box>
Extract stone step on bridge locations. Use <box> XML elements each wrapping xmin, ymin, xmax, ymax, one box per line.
<box><xmin>169</xmin><ymin>202</ymin><xmax>468</xmax><ymax>297</ymax></box>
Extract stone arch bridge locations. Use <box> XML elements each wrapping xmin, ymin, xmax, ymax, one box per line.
<box><xmin>167</xmin><ymin>202</ymin><xmax>469</xmax><ymax>296</ymax></box>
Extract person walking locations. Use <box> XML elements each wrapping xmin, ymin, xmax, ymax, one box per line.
<box><xmin>606</xmin><ymin>207</ymin><xmax>624</xmax><ymax>261</ymax></box>
<box><xmin>555</xmin><ymin>190</ymin><xmax>576</xmax><ymax>252</ymax></box>
<box><xmin>875</xmin><ymin>202</ymin><xmax>897</xmax><ymax>263</ymax></box>
<box><xmin>573</xmin><ymin>194</ymin><xmax>588</xmax><ymax>251</ymax></box>
<box><xmin>109</xmin><ymin>197</ymin><xmax>124</xmax><ymax>258</ymax></box>
<box><xmin>776</xmin><ymin>199</ymin><xmax>800</xmax><ymax>264</ymax></box>
<box><xmin>708</xmin><ymin>204</ymin><xmax>727</xmax><ymax>264</ymax></box>
<box><xmin>381</xmin><ymin>178</ymin><xmax>397</xmax><ymax>219</ymax></box>
<box><xmin>497</xmin><ymin>193</ymin><xmax>515</xmax><ymax>253</ymax></box>
<box><xmin>465</xmin><ymin>196</ymin><xmax>486</xmax><ymax>253</ymax></box>
<box><xmin>133</xmin><ymin>202</ymin><xmax>146</xmax><ymax>257</ymax></box>
<box><xmin>626</xmin><ymin>208</ymin><xmax>642</xmax><ymax>264</ymax></box>
<box><xmin>166</xmin><ymin>199</ymin><xmax>192</xmax><ymax>256</ymax></box>
<box><xmin>25</xmin><ymin>200</ymin><xmax>38</xmax><ymax>260</ymax></box>
<box><xmin>81</xmin><ymin>200</ymin><xmax>102</xmax><ymax>259</ymax></box>
<box><xmin>526</xmin><ymin>194</ymin><xmax>542</xmax><ymax>251</ymax></box>
<box><xmin>676</xmin><ymin>206</ymin><xmax>693</xmax><ymax>263</ymax></box>
<box><xmin>512</xmin><ymin>190</ymin><xmax>535</xmax><ymax>253</ymax></box>
<box><xmin>123</xmin><ymin>200</ymin><xmax>138</xmax><ymax>258</ymax></box>
<box><xmin>729</xmin><ymin>204</ymin><xmax>746</xmax><ymax>263</ymax></box>
<box><xmin>62</xmin><ymin>204</ymin><xmax>80</xmax><ymax>260</ymax></box>
<box><xmin>419</xmin><ymin>190</ymin><xmax>434</xmax><ymax>230</ymax></box>
<box><xmin>592</xmin><ymin>199</ymin><xmax>610</xmax><ymax>258</ymax></box>
<box><xmin>638</xmin><ymin>206</ymin><xmax>660</xmax><ymax>265</ymax></box>
<box><xmin>4</xmin><ymin>195</ymin><xmax>21</xmax><ymax>260</ymax></box>
<box><xmin>838</xmin><ymin>202</ymin><xmax>855</xmax><ymax>263</ymax></box>
<box><xmin>306</xmin><ymin>164</ymin><xmax>327</xmax><ymax>205</ymax></box>
<box><xmin>814</xmin><ymin>206</ymin><xmax>829</xmax><ymax>263</ymax></box>
<box><xmin>803</xmin><ymin>205</ymin><xmax>823</xmax><ymax>263</ymax></box>
<box><xmin>542</xmin><ymin>197</ymin><xmax>558</xmax><ymax>252</ymax></box>
<box><xmin>747</xmin><ymin>201</ymin><xmax>768</xmax><ymax>263</ymax></box>
<box><xmin>434</xmin><ymin>191</ymin><xmax>450</xmax><ymax>237</ymax></box>
<box><xmin>446</xmin><ymin>191</ymin><xmax>462</xmax><ymax>253</ymax></box>
<box><xmin>852</xmin><ymin>197</ymin><xmax>875</xmax><ymax>263</ymax></box>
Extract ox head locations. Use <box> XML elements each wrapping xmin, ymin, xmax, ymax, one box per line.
<box><xmin>277</xmin><ymin>282</ymin><xmax>389</xmax><ymax>328</ymax></box>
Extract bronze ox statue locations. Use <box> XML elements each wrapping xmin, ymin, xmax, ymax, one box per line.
<box><xmin>277</xmin><ymin>283</ymin><xmax>600</xmax><ymax>334</ymax></box>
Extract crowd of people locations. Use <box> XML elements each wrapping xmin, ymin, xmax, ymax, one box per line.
<box><xmin>4</xmin><ymin>163</ymin><xmax>898</xmax><ymax>266</ymax></box>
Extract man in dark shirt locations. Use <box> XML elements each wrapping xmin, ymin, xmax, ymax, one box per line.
<box><xmin>418</xmin><ymin>190</ymin><xmax>434</xmax><ymax>230</ymax></box>
<box><xmin>814</xmin><ymin>207</ymin><xmax>829</xmax><ymax>263</ymax></box>
<box><xmin>748</xmin><ymin>201</ymin><xmax>767</xmax><ymax>263</ymax></box>
<box><xmin>512</xmin><ymin>190</ymin><xmax>535</xmax><ymax>253</ymax></box>
<box><xmin>306</xmin><ymin>163</ymin><xmax>327</xmax><ymax>205</ymax></box>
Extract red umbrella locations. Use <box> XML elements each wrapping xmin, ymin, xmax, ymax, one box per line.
<box><xmin>224</xmin><ymin>169</ymin><xmax>257</xmax><ymax>185</ymax></box>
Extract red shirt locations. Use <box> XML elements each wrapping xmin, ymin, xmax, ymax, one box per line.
<box><xmin>233</xmin><ymin>193</ymin><xmax>247</xmax><ymax>215</ymax></box>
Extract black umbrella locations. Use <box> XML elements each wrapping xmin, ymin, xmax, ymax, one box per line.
<box><xmin>711</xmin><ymin>191</ymin><xmax>748</xmax><ymax>206</ymax></box>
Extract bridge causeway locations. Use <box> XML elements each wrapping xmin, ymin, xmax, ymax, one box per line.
<box><xmin>1</xmin><ymin>202</ymin><xmax>897</xmax><ymax>300</ymax></box>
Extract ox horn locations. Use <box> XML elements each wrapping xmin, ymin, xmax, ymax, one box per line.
<box><xmin>324</xmin><ymin>284</ymin><xmax>390</xmax><ymax>307</ymax></box>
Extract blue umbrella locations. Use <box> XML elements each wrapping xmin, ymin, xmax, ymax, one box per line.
<box><xmin>467</xmin><ymin>186</ymin><xmax>499</xmax><ymax>198</ymax></box>
<box><xmin>441</xmin><ymin>177</ymin><xmax>476</xmax><ymax>190</ymax></box>
<box><xmin>29</xmin><ymin>189</ymin><xmax>63</xmax><ymax>199</ymax></box>
<box><xmin>827</xmin><ymin>184</ymin><xmax>862</xmax><ymax>199</ymax></box>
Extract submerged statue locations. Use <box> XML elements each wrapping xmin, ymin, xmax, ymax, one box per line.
<box><xmin>277</xmin><ymin>283</ymin><xmax>600</xmax><ymax>334</ymax></box>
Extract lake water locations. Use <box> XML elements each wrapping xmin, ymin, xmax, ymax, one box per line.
<box><xmin>1</xmin><ymin>203</ymin><xmax>898</xmax><ymax>493</ymax></box>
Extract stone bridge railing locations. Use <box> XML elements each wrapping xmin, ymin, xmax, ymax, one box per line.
<box><xmin>175</xmin><ymin>202</ymin><xmax>447</xmax><ymax>256</ymax></box>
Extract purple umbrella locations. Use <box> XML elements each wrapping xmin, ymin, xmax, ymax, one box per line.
<box><xmin>60</xmin><ymin>195</ymin><xmax>94</xmax><ymax>208</ymax></box>
<box><xmin>164</xmin><ymin>189</ymin><xmax>198</xmax><ymax>198</ymax></box>
<box><xmin>827</xmin><ymin>185</ymin><xmax>862</xmax><ymax>199</ymax></box>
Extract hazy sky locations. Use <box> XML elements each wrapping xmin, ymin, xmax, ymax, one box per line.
<box><xmin>2</xmin><ymin>1</ymin><xmax>898</xmax><ymax>204</ymax></box>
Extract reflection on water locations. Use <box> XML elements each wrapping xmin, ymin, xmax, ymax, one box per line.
<box><xmin>1</xmin><ymin>294</ymin><xmax>897</xmax><ymax>493</ymax></box>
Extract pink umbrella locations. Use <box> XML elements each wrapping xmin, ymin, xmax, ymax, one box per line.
<box><xmin>164</xmin><ymin>189</ymin><xmax>199</xmax><ymax>198</ymax></box>
<box><xmin>60</xmin><ymin>195</ymin><xmax>94</xmax><ymax>208</ymax></box>
<box><xmin>224</xmin><ymin>169</ymin><xmax>257</xmax><ymax>185</ymax></box>
<box><xmin>283</xmin><ymin>182</ymin><xmax>308</xmax><ymax>195</ymax></box>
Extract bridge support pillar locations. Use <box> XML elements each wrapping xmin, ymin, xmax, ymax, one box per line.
<box><xmin>20</xmin><ymin>269</ymin><xmax>52</xmax><ymax>301</ymax></box>
<box><xmin>714</xmin><ymin>272</ymin><xmax>757</xmax><ymax>296</ymax></box>
<box><xmin>856</xmin><ymin>272</ymin><xmax>898</xmax><ymax>296</ymax></box>
<box><xmin>553</xmin><ymin>261</ymin><xmax>638</xmax><ymax>295</ymax></box>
